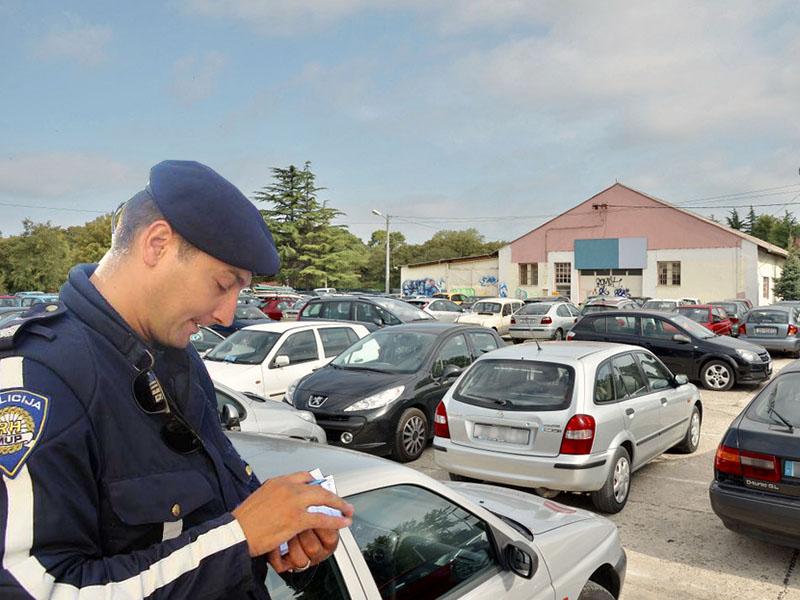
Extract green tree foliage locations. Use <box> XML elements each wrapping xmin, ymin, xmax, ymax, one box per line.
<box><xmin>66</xmin><ymin>214</ymin><xmax>112</xmax><ymax>264</ymax></box>
<box><xmin>726</xmin><ymin>208</ymin><xmax>744</xmax><ymax>230</ymax></box>
<box><xmin>253</xmin><ymin>162</ymin><xmax>367</xmax><ymax>288</ymax></box>
<box><xmin>2</xmin><ymin>220</ymin><xmax>72</xmax><ymax>292</ymax></box>
<box><xmin>361</xmin><ymin>230</ymin><xmax>409</xmax><ymax>290</ymax></box>
<box><xmin>774</xmin><ymin>247</ymin><xmax>800</xmax><ymax>301</ymax></box>
<box><xmin>406</xmin><ymin>228</ymin><xmax>505</xmax><ymax>264</ymax></box>
<box><xmin>745</xmin><ymin>206</ymin><xmax>757</xmax><ymax>235</ymax></box>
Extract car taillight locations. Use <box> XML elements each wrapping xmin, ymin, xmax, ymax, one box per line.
<box><xmin>566</xmin><ymin>331</ymin><xmax>576</xmax><ymax>340</ymax></box>
<box><xmin>730</xmin><ymin>317</ymin><xmax>739</xmax><ymax>324</ymax></box>
<box><xmin>510</xmin><ymin>317</ymin><xmax>516</xmax><ymax>324</ymax></box>
<box><xmin>434</xmin><ymin>401</ymin><xmax>450</xmax><ymax>439</ymax></box>
<box><xmin>790</xmin><ymin>324</ymin><xmax>798</xmax><ymax>336</ymax></box>
<box><xmin>714</xmin><ymin>444</ymin><xmax>780</xmax><ymax>482</ymax></box>
<box><xmin>560</xmin><ymin>414</ymin><xmax>595</xmax><ymax>455</ymax></box>
<box><xmin>541</xmin><ymin>316</ymin><xmax>552</xmax><ymax>324</ymax></box>
<box><xmin>738</xmin><ymin>324</ymin><xmax>746</xmax><ymax>335</ymax></box>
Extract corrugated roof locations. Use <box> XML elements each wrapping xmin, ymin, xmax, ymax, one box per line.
<box><xmin>402</xmin><ymin>250</ymin><xmax>499</xmax><ymax>268</ymax></box>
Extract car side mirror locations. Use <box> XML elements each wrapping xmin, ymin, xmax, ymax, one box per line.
<box><xmin>674</xmin><ymin>373</ymin><xmax>689</xmax><ymax>386</ymax></box>
<box><xmin>221</xmin><ymin>404</ymin><xmax>241</xmax><ymax>430</ymax></box>
<box><xmin>504</xmin><ymin>542</ymin><xmax>537</xmax><ymax>579</ymax></box>
<box><xmin>440</xmin><ymin>364</ymin><xmax>462</xmax><ymax>382</ymax></box>
<box><xmin>274</xmin><ymin>355</ymin><xmax>290</xmax><ymax>368</ymax></box>
<box><xmin>672</xmin><ymin>334</ymin><xmax>691</xmax><ymax>344</ymax></box>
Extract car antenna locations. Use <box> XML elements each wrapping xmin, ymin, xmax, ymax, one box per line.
<box><xmin>534</xmin><ymin>339</ymin><xmax>542</xmax><ymax>351</ymax></box>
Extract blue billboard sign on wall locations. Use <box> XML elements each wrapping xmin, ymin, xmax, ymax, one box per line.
<box><xmin>574</xmin><ymin>238</ymin><xmax>647</xmax><ymax>270</ymax></box>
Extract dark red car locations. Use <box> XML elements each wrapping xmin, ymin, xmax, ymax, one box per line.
<box><xmin>259</xmin><ymin>296</ymin><xmax>302</xmax><ymax>321</ymax></box>
<box><xmin>677</xmin><ymin>304</ymin><xmax>733</xmax><ymax>336</ymax></box>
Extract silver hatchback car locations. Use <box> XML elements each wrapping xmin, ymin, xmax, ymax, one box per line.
<box><xmin>509</xmin><ymin>301</ymin><xmax>580</xmax><ymax>342</ymax></box>
<box><xmin>434</xmin><ymin>341</ymin><xmax>703</xmax><ymax>513</ymax></box>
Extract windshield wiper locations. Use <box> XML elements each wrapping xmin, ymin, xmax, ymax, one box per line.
<box><xmin>768</xmin><ymin>396</ymin><xmax>794</xmax><ymax>432</ymax></box>
<box><xmin>344</xmin><ymin>365</ymin><xmax>391</xmax><ymax>373</ymax></box>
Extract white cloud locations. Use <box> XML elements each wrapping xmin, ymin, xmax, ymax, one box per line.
<box><xmin>0</xmin><ymin>153</ymin><xmax>139</xmax><ymax>198</ymax></box>
<box><xmin>32</xmin><ymin>15</ymin><xmax>112</xmax><ymax>66</ymax></box>
<box><xmin>170</xmin><ymin>51</ymin><xmax>228</xmax><ymax>106</ymax></box>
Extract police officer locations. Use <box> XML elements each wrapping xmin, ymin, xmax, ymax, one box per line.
<box><xmin>0</xmin><ymin>160</ymin><xmax>353</xmax><ymax>599</ymax></box>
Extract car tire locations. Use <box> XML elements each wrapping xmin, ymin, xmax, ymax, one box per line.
<box><xmin>673</xmin><ymin>405</ymin><xmax>701</xmax><ymax>454</ymax></box>
<box><xmin>701</xmin><ymin>359</ymin><xmax>735</xmax><ymax>391</ymax></box>
<box><xmin>578</xmin><ymin>581</ymin><xmax>616</xmax><ymax>600</ymax></box>
<box><xmin>392</xmin><ymin>408</ymin><xmax>428</xmax><ymax>463</ymax></box>
<box><xmin>553</xmin><ymin>329</ymin><xmax>564</xmax><ymax>341</ymax></box>
<box><xmin>591</xmin><ymin>446</ymin><xmax>631</xmax><ymax>514</ymax></box>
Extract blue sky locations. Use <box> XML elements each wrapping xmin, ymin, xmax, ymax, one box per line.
<box><xmin>1</xmin><ymin>1</ymin><xmax>799</xmax><ymax>243</ymax></box>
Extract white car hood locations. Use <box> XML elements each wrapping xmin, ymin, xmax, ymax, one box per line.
<box><xmin>458</xmin><ymin>313</ymin><xmax>499</xmax><ymax>326</ymax></box>
<box><xmin>446</xmin><ymin>482</ymin><xmax>593</xmax><ymax>534</ymax></box>
<box><xmin>203</xmin><ymin>360</ymin><xmax>261</xmax><ymax>389</ymax></box>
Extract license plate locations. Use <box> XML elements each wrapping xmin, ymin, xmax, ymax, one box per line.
<box><xmin>754</xmin><ymin>327</ymin><xmax>778</xmax><ymax>335</ymax></box>
<box><xmin>473</xmin><ymin>424</ymin><xmax>530</xmax><ymax>445</ymax></box>
<box><xmin>785</xmin><ymin>460</ymin><xmax>799</xmax><ymax>478</ymax></box>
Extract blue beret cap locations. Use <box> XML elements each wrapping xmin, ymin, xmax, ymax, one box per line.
<box><xmin>147</xmin><ymin>160</ymin><xmax>280</xmax><ymax>276</ymax></box>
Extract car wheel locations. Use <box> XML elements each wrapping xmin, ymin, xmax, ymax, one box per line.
<box><xmin>578</xmin><ymin>581</ymin><xmax>616</xmax><ymax>600</ymax></box>
<box><xmin>701</xmin><ymin>360</ymin><xmax>735</xmax><ymax>391</ymax></box>
<box><xmin>553</xmin><ymin>329</ymin><xmax>564</xmax><ymax>341</ymax></box>
<box><xmin>673</xmin><ymin>405</ymin><xmax>701</xmax><ymax>454</ymax></box>
<box><xmin>591</xmin><ymin>446</ymin><xmax>631</xmax><ymax>514</ymax></box>
<box><xmin>392</xmin><ymin>408</ymin><xmax>428</xmax><ymax>463</ymax></box>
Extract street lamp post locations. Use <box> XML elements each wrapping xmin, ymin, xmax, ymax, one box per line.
<box><xmin>372</xmin><ymin>209</ymin><xmax>390</xmax><ymax>294</ymax></box>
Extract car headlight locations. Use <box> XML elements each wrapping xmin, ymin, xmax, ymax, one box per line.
<box><xmin>344</xmin><ymin>385</ymin><xmax>405</xmax><ymax>412</ymax></box>
<box><xmin>735</xmin><ymin>348</ymin><xmax>759</xmax><ymax>363</ymax></box>
<box><xmin>284</xmin><ymin>380</ymin><xmax>298</xmax><ymax>406</ymax></box>
<box><xmin>296</xmin><ymin>410</ymin><xmax>316</xmax><ymax>423</ymax></box>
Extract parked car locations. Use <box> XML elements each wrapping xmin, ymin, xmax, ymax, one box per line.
<box><xmin>0</xmin><ymin>308</ymin><xmax>27</xmax><ymax>327</ymax></box>
<box><xmin>204</xmin><ymin>321</ymin><xmax>370</xmax><ymax>401</ymax></box>
<box><xmin>300</xmin><ymin>294</ymin><xmax>434</xmax><ymax>331</ymax></box>
<box><xmin>432</xmin><ymin>291</ymin><xmax>471</xmax><ymax>304</ymax></box>
<box><xmin>405</xmin><ymin>297</ymin><xmax>465</xmax><ymax>322</ymax></box>
<box><xmin>456</xmin><ymin>297</ymin><xmax>524</xmax><ymax>336</ymax></box>
<box><xmin>286</xmin><ymin>323</ymin><xmax>504</xmax><ymax>461</ymax></box>
<box><xmin>313</xmin><ymin>287</ymin><xmax>337</xmax><ymax>295</ymax></box>
<box><xmin>188</xmin><ymin>325</ymin><xmax>225</xmax><ymax>354</ymax></box>
<box><xmin>509</xmin><ymin>301</ymin><xmax>580</xmax><ymax>342</ymax></box>
<box><xmin>708</xmin><ymin>301</ymin><xmax>748</xmax><ymax>336</ymax></box>
<box><xmin>460</xmin><ymin>295</ymin><xmax>497</xmax><ymax>311</ymax></box>
<box><xmin>525</xmin><ymin>295</ymin><xmax>571</xmax><ymax>303</ymax></box>
<box><xmin>738</xmin><ymin>307</ymin><xmax>800</xmax><ymax>358</ymax></box>
<box><xmin>231</xmin><ymin>432</ymin><xmax>627</xmax><ymax>600</ymax></box>
<box><xmin>209</xmin><ymin>304</ymin><xmax>271</xmax><ymax>337</ymax></box>
<box><xmin>567</xmin><ymin>310</ymin><xmax>772</xmax><ymax>391</ymax></box>
<box><xmin>0</xmin><ymin>296</ymin><xmax>21</xmax><ymax>308</ymax></box>
<box><xmin>434</xmin><ymin>341</ymin><xmax>702</xmax><ymax>513</ymax></box>
<box><xmin>215</xmin><ymin>381</ymin><xmax>326</xmax><ymax>442</ymax></box>
<box><xmin>259</xmin><ymin>295</ymin><xmax>303</xmax><ymax>321</ymax></box>
<box><xmin>680</xmin><ymin>297</ymin><xmax>701</xmax><ymax>305</ymax></box>
<box><xmin>629</xmin><ymin>296</ymin><xmax>652</xmax><ymax>308</ymax></box>
<box><xmin>641</xmin><ymin>299</ymin><xmax>680</xmax><ymax>312</ymax></box>
<box><xmin>280</xmin><ymin>297</ymin><xmax>311</xmax><ymax>321</ymax></box>
<box><xmin>579</xmin><ymin>297</ymin><xmax>638</xmax><ymax>316</ymax></box>
<box><xmin>710</xmin><ymin>361</ymin><xmax>800</xmax><ymax>548</ymax></box>
<box><xmin>727</xmin><ymin>298</ymin><xmax>754</xmax><ymax>310</ymax></box>
<box><xmin>18</xmin><ymin>294</ymin><xmax>59</xmax><ymax>307</ymax></box>
<box><xmin>677</xmin><ymin>304</ymin><xmax>733</xmax><ymax>336</ymax></box>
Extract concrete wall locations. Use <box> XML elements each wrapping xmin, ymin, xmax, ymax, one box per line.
<box><xmin>757</xmin><ymin>248</ymin><xmax>784</xmax><ymax>305</ymax></box>
<box><xmin>401</xmin><ymin>256</ymin><xmax>499</xmax><ymax>297</ymax></box>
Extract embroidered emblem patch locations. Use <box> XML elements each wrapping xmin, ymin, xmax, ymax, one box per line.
<box><xmin>0</xmin><ymin>389</ymin><xmax>49</xmax><ymax>478</ymax></box>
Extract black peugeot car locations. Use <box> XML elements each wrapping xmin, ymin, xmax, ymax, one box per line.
<box><xmin>710</xmin><ymin>361</ymin><xmax>800</xmax><ymax>547</ymax></box>
<box><xmin>284</xmin><ymin>322</ymin><xmax>504</xmax><ymax>462</ymax></box>
<box><xmin>567</xmin><ymin>310</ymin><xmax>771</xmax><ymax>391</ymax></box>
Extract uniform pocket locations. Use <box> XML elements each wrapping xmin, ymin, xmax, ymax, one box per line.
<box><xmin>107</xmin><ymin>470</ymin><xmax>215</xmax><ymax>526</ymax></box>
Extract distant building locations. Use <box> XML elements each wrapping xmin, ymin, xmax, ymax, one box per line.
<box><xmin>401</xmin><ymin>183</ymin><xmax>786</xmax><ymax>304</ymax></box>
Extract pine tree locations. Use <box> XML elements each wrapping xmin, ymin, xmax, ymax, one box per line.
<box><xmin>745</xmin><ymin>206</ymin><xmax>757</xmax><ymax>235</ymax></box>
<box><xmin>774</xmin><ymin>247</ymin><xmax>800</xmax><ymax>300</ymax></box>
<box><xmin>726</xmin><ymin>208</ymin><xmax>744</xmax><ymax>230</ymax></box>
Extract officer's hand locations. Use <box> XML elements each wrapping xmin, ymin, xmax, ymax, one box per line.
<box><xmin>266</xmin><ymin>528</ymin><xmax>340</xmax><ymax>573</ymax></box>
<box><xmin>232</xmin><ymin>471</ymin><xmax>353</xmax><ymax>559</ymax></box>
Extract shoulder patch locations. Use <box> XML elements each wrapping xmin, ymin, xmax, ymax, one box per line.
<box><xmin>0</xmin><ymin>389</ymin><xmax>49</xmax><ymax>478</ymax></box>
<box><xmin>0</xmin><ymin>303</ymin><xmax>66</xmax><ymax>351</ymax></box>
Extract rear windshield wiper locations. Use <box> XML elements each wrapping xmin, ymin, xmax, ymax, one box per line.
<box><xmin>768</xmin><ymin>398</ymin><xmax>794</xmax><ymax>433</ymax></box>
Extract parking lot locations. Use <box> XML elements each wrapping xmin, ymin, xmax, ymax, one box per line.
<box><xmin>408</xmin><ymin>356</ymin><xmax>800</xmax><ymax>600</ymax></box>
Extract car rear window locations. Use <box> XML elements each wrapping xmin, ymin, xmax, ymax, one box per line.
<box><xmin>205</xmin><ymin>330</ymin><xmax>281</xmax><ymax>365</ymax></box>
<box><xmin>677</xmin><ymin>307</ymin><xmax>710</xmax><ymax>323</ymax></box>
<box><xmin>748</xmin><ymin>310</ymin><xmax>789</xmax><ymax>324</ymax></box>
<box><xmin>643</xmin><ymin>301</ymin><xmax>677</xmax><ymax>311</ymax></box>
<box><xmin>517</xmin><ymin>303</ymin><xmax>551</xmax><ymax>315</ymax></box>
<box><xmin>471</xmin><ymin>302</ymin><xmax>501</xmax><ymax>314</ymax></box>
<box><xmin>747</xmin><ymin>372</ymin><xmax>800</xmax><ymax>427</ymax></box>
<box><xmin>453</xmin><ymin>359</ymin><xmax>574</xmax><ymax>411</ymax></box>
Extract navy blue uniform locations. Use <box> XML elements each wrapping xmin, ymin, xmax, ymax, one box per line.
<box><xmin>0</xmin><ymin>265</ymin><xmax>269</xmax><ymax>599</ymax></box>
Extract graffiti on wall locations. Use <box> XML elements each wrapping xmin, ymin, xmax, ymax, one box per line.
<box><xmin>498</xmin><ymin>282</ymin><xmax>509</xmax><ymax>298</ymax></box>
<box><xmin>515</xmin><ymin>288</ymin><xmax>529</xmax><ymax>300</ymax></box>
<box><xmin>479</xmin><ymin>274</ymin><xmax>498</xmax><ymax>286</ymax></box>
<box><xmin>402</xmin><ymin>278</ymin><xmax>445</xmax><ymax>297</ymax></box>
<box><xmin>589</xmin><ymin>275</ymin><xmax>630</xmax><ymax>298</ymax></box>
<box><xmin>451</xmin><ymin>287</ymin><xmax>475</xmax><ymax>297</ymax></box>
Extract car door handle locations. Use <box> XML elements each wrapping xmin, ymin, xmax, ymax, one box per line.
<box><xmin>660</xmin><ymin>397</ymin><xmax>668</xmax><ymax>405</ymax></box>
<box><xmin>625</xmin><ymin>408</ymin><xmax>635</xmax><ymax>416</ymax></box>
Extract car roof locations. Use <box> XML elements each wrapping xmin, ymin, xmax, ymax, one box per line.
<box><xmin>678</xmin><ymin>304</ymin><xmax>713</xmax><ymax>309</ymax></box>
<box><xmin>580</xmin><ymin>309</ymin><xmax>678</xmax><ymax>318</ymax></box>
<box><xmin>479</xmin><ymin>340</ymin><xmax>641</xmax><ymax>363</ymax></box>
<box><xmin>240</xmin><ymin>320</ymin><xmax>365</xmax><ymax>333</ymax></box>
<box><xmin>470</xmin><ymin>297</ymin><xmax>519</xmax><ymax>303</ymax></box>
<box><xmin>373</xmin><ymin>322</ymin><xmax>486</xmax><ymax>334</ymax></box>
<box><xmin>645</xmin><ymin>298</ymin><xmax>681</xmax><ymax>302</ymax></box>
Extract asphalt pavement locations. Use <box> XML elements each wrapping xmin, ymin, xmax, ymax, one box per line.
<box><xmin>408</xmin><ymin>356</ymin><xmax>800</xmax><ymax>599</ymax></box>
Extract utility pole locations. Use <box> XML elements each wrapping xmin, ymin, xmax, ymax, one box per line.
<box><xmin>372</xmin><ymin>209</ymin><xmax>391</xmax><ymax>294</ymax></box>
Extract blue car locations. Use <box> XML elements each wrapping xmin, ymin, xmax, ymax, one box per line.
<box><xmin>209</xmin><ymin>305</ymin><xmax>270</xmax><ymax>337</ymax></box>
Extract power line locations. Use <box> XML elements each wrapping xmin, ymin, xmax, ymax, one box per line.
<box><xmin>0</xmin><ymin>201</ymin><xmax>107</xmax><ymax>214</ymax></box>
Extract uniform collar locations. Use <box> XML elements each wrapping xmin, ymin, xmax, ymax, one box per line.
<box><xmin>60</xmin><ymin>264</ymin><xmax>154</xmax><ymax>371</ymax></box>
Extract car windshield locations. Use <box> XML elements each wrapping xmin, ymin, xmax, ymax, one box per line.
<box><xmin>669</xmin><ymin>314</ymin><xmax>715</xmax><ymax>338</ymax></box>
<box><xmin>518</xmin><ymin>303</ymin><xmax>551</xmax><ymax>315</ymax></box>
<box><xmin>235</xmin><ymin>306</ymin><xmax>266</xmax><ymax>320</ymax></box>
<box><xmin>747</xmin><ymin>310</ymin><xmax>789</xmax><ymax>324</ymax></box>
<box><xmin>643</xmin><ymin>300</ymin><xmax>677</xmax><ymax>311</ymax></box>
<box><xmin>0</xmin><ymin>298</ymin><xmax>19</xmax><ymax>307</ymax></box>
<box><xmin>332</xmin><ymin>330</ymin><xmax>438</xmax><ymax>373</ymax></box>
<box><xmin>454</xmin><ymin>359</ymin><xmax>574</xmax><ymax>410</ymax></box>
<box><xmin>471</xmin><ymin>302</ymin><xmax>501</xmax><ymax>314</ymax></box>
<box><xmin>204</xmin><ymin>330</ymin><xmax>281</xmax><ymax>364</ymax></box>
<box><xmin>677</xmin><ymin>307</ymin><xmax>710</xmax><ymax>323</ymax></box>
<box><xmin>748</xmin><ymin>372</ymin><xmax>800</xmax><ymax>427</ymax></box>
<box><xmin>370</xmin><ymin>297</ymin><xmax>433</xmax><ymax>321</ymax></box>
